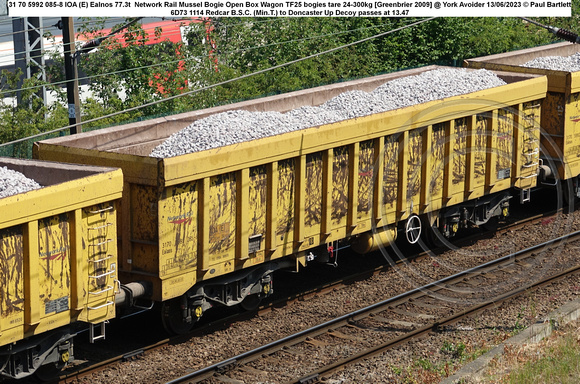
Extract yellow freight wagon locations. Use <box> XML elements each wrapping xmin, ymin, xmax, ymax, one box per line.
<box><xmin>0</xmin><ymin>158</ymin><xmax>122</xmax><ymax>380</ymax></box>
<box><xmin>34</xmin><ymin>66</ymin><xmax>547</xmax><ymax>334</ymax></box>
<box><xmin>466</xmin><ymin>42</ymin><xmax>580</xmax><ymax>185</ymax></box>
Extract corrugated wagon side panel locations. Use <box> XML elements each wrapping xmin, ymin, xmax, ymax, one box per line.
<box><xmin>355</xmin><ymin>140</ymin><xmax>374</xmax><ymax>228</ymax></box>
<box><xmin>244</xmin><ymin>166</ymin><xmax>268</xmax><ymax>266</ymax></box>
<box><xmin>276</xmin><ymin>159</ymin><xmax>295</xmax><ymax>255</ymax></box>
<box><xmin>158</xmin><ymin>182</ymin><xmax>198</xmax><ymax>301</ymax></box>
<box><xmin>0</xmin><ymin>225</ymin><xmax>25</xmax><ymax>346</ymax></box>
<box><xmin>466</xmin><ymin>44</ymin><xmax>580</xmax><ymax>181</ymax></box>
<box><xmin>203</xmin><ymin>172</ymin><xmax>237</xmax><ymax>279</ymax></box>
<box><xmin>424</xmin><ymin>123</ymin><xmax>445</xmax><ymax>210</ymax></box>
<box><xmin>305</xmin><ymin>153</ymin><xmax>323</xmax><ymax>239</ymax></box>
<box><xmin>37</xmin><ymin>214</ymin><xmax>71</xmax><ymax>327</ymax></box>
<box><xmin>130</xmin><ymin>184</ymin><xmax>160</xmax><ymax>275</ymax></box>
<box><xmin>518</xmin><ymin>101</ymin><xmax>542</xmax><ymax>189</ymax></box>
<box><xmin>382</xmin><ymin>135</ymin><xmax>399</xmax><ymax>224</ymax></box>
<box><xmin>451</xmin><ymin>118</ymin><xmax>468</xmax><ymax>199</ymax></box>
<box><xmin>562</xmin><ymin>91</ymin><xmax>580</xmax><ymax>179</ymax></box>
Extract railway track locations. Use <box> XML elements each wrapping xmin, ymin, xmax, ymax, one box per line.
<box><xmin>164</xmin><ymin>229</ymin><xmax>580</xmax><ymax>384</ymax></box>
<box><xmin>53</xmin><ymin>208</ymin><xmax>568</xmax><ymax>384</ymax></box>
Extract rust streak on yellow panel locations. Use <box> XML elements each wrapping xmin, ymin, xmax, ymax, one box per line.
<box><xmin>466</xmin><ymin>115</ymin><xmax>476</xmax><ymax>194</ymax></box>
<box><xmin>373</xmin><ymin>137</ymin><xmax>385</xmax><ymax>226</ymax></box>
<box><xmin>348</xmin><ymin>142</ymin><xmax>359</xmax><ymax>231</ymax></box>
<box><xmin>207</xmin><ymin>173</ymin><xmax>236</xmax><ymax>271</ymax></box>
<box><xmin>121</xmin><ymin>181</ymin><xmax>132</xmax><ymax>272</ymax></box>
<box><xmin>277</xmin><ymin>159</ymin><xmax>295</xmax><ymax>253</ymax></box>
<box><xmin>158</xmin><ymin>182</ymin><xmax>197</xmax><ymax>280</ymax></box>
<box><xmin>357</xmin><ymin>141</ymin><xmax>374</xmax><ymax>225</ymax></box>
<box><xmin>452</xmin><ymin>118</ymin><xmax>468</xmax><ymax>199</ymax></box>
<box><xmin>322</xmin><ymin>149</ymin><xmax>333</xmax><ymax>238</ymax></box>
<box><xmin>304</xmin><ymin>153</ymin><xmax>323</xmax><ymax>238</ymax></box>
<box><xmin>266</xmin><ymin>162</ymin><xmax>278</xmax><ymax>255</ymax></box>
<box><xmin>486</xmin><ymin>110</ymin><xmax>498</xmax><ymax>187</ymax></box>
<box><xmin>70</xmin><ymin>209</ymin><xmax>83</xmax><ymax>311</ymax></box>
<box><xmin>237</xmin><ymin>168</ymin><xmax>250</xmax><ymax>262</ymax></box>
<box><xmin>38</xmin><ymin>214</ymin><xmax>71</xmax><ymax>321</ymax></box>
<box><xmin>0</xmin><ymin>224</ymin><xmax>25</xmax><ymax>343</ymax></box>
<box><xmin>421</xmin><ymin>125</ymin><xmax>433</xmax><ymax>210</ymax></box>
<box><xmin>513</xmin><ymin>103</ymin><xmax>524</xmax><ymax>183</ymax></box>
<box><xmin>294</xmin><ymin>155</ymin><xmax>306</xmax><ymax>249</ymax></box>
<box><xmin>248</xmin><ymin>166</ymin><xmax>267</xmax><ymax>255</ymax></box>
<box><xmin>443</xmin><ymin>121</ymin><xmax>453</xmax><ymax>202</ymax></box>
<box><xmin>383</xmin><ymin>136</ymin><xmax>398</xmax><ymax>223</ymax></box>
<box><xmin>407</xmin><ymin>129</ymin><xmax>423</xmax><ymax>214</ymax></box>
<box><xmin>199</xmin><ymin>177</ymin><xmax>210</xmax><ymax>271</ymax></box>
<box><xmin>398</xmin><ymin>131</ymin><xmax>409</xmax><ymax>219</ymax></box>
<box><xmin>429</xmin><ymin>123</ymin><xmax>445</xmax><ymax>207</ymax></box>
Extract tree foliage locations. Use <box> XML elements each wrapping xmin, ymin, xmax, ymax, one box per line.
<box><xmin>1</xmin><ymin>16</ymin><xmax>580</xmax><ymax>152</ymax></box>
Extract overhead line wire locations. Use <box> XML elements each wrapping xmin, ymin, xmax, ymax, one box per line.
<box><xmin>0</xmin><ymin>20</ymin><xmax>395</xmax><ymax>97</ymax></box>
<box><xmin>0</xmin><ymin>17</ymin><xmax>127</xmax><ymax>40</ymax></box>
<box><xmin>0</xmin><ymin>16</ymin><xmax>437</xmax><ymax>147</ymax></box>
<box><xmin>0</xmin><ymin>17</ymin><xmax>167</xmax><ymax>67</ymax></box>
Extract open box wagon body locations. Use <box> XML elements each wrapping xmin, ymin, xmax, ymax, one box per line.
<box><xmin>466</xmin><ymin>42</ymin><xmax>580</xmax><ymax>183</ymax></box>
<box><xmin>0</xmin><ymin>157</ymin><xmax>122</xmax><ymax>379</ymax></box>
<box><xmin>34</xmin><ymin>66</ymin><xmax>546</xmax><ymax>331</ymax></box>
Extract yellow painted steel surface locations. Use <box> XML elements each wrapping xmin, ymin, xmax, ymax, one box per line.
<box><xmin>0</xmin><ymin>158</ymin><xmax>122</xmax><ymax>347</ymax></box>
<box><xmin>34</xmin><ymin>67</ymin><xmax>547</xmax><ymax>303</ymax></box>
<box><xmin>466</xmin><ymin>42</ymin><xmax>580</xmax><ymax>180</ymax></box>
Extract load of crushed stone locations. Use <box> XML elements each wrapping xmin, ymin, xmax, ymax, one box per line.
<box><xmin>522</xmin><ymin>52</ymin><xmax>580</xmax><ymax>72</ymax></box>
<box><xmin>150</xmin><ymin>68</ymin><xmax>507</xmax><ymax>158</ymax></box>
<box><xmin>0</xmin><ymin>167</ymin><xmax>42</xmax><ymax>198</ymax></box>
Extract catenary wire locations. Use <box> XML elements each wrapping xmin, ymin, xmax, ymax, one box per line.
<box><xmin>0</xmin><ymin>17</ymin><xmax>171</xmax><ymax>69</ymax></box>
<box><xmin>0</xmin><ymin>16</ymin><xmax>437</xmax><ymax>147</ymax></box>
<box><xmin>0</xmin><ymin>16</ymin><xmax>294</xmax><ymax>74</ymax></box>
<box><xmin>0</xmin><ymin>17</ymin><xmax>166</xmax><ymax>65</ymax></box>
<box><xmin>0</xmin><ymin>19</ymin><xmax>398</xmax><ymax>97</ymax></box>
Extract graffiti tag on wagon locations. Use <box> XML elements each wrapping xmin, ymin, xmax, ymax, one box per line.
<box><xmin>39</xmin><ymin>246</ymin><xmax>69</xmax><ymax>261</ymax></box>
<box><xmin>168</xmin><ymin>212</ymin><xmax>193</xmax><ymax>225</ymax></box>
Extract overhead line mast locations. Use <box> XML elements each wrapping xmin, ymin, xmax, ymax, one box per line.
<box><xmin>60</xmin><ymin>17</ymin><xmax>143</xmax><ymax>135</ymax></box>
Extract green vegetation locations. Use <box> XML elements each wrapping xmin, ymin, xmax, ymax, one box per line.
<box><xmin>389</xmin><ymin>339</ymin><xmax>491</xmax><ymax>383</ymax></box>
<box><xmin>484</xmin><ymin>321</ymin><xmax>580</xmax><ymax>383</ymax></box>
<box><xmin>508</xmin><ymin>332</ymin><xmax>580</xmax><ymax>383</ymax></box>
<box><xmin>1</xmin><ymin>15</ymin><xmax>580</xmax><ymax>156</ymax></box>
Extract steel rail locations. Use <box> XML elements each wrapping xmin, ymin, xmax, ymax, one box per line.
<box><xmin>55</xmin><ymin>209</ymin><xmax>564</xmax><ymax>383</ymax></box>
<box><xmin>166</xmin><ymin>228</ymin><xmax>580</xmax><ymax>384</ymax></box>
<box><xmin>291</xmin><ymin>263</ymin><xmax>580</xmax><ymax>384</ymax></box>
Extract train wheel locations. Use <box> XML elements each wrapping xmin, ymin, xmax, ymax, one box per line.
<box><xmin>240</xmin><ymin>294</ymin><xmax>262</xmax><ymax>311</ymax></box>
<box><xmin>34</xmin><ymin>363</ymin><xmax>63</xmax><ymax>382</ymax></box>
<box><xmin>482</xmin><ymin>216</ymin><xmax>499</xmax><ymax>231</ymax></box>
<box><xmin>562</xmin><ymin>178</ymin><xmax>578</xmax><ymax>209</ymax></box>
<box><xmin>161</xmin><ymin>298</ymin><xmax>194</xmax><ymax>335</ymax></box>
<box><xmin>424</xmin><ymin>224</ymin><xmax>445</xmax><ymax>248</ymax></box>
